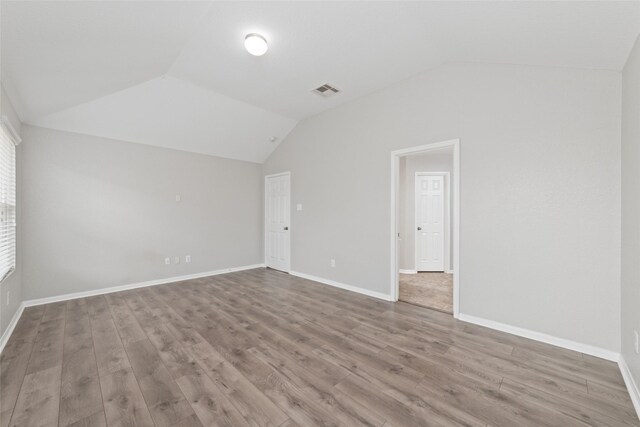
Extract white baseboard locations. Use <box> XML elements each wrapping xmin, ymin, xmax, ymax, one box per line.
<box><xmin>0</xmin><ymin>302</ymin><xmax>25</xmax><ymax>354</ymax></box>
<box><xmin>619</xmin><ymin>355</ymin><xmax>640</xmax><ymax>420</ymax></box>
<box><xmin>458</xmin><ymin>313</ymin><xmax>620</xmax><ymax>362</ymax></box>
<box><xmin>23</xmin><ymin>263</ymin><xmax>265</xmax><ymax>308</ymax></box>
<box><xmin>290</xmin><ymin>271</ymin><xmax>393</xmax><ymax>301</ymax></box>
<box><xmin>399</xmin><ymin>269</ymin><xmax>454</xmax><ymax>274</ymax></box>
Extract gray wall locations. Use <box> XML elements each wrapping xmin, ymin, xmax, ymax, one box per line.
<box><xmin>21</xmin><ymin>125</ymin><xmax>263</xmax><ymax>300</ymax></box>
<box><xmin>263</xmin><ymin>62</ymin><xmax>622</xmax><ymax>352</ymax></box>
<box><xmin>398</xmin><ymin>149</ymin><xmax>454</xmax><ymax>272</ymax></box>
<box><xmin>0</xmin><ymin>84</ymin><xmax>23</xmax><ymax>339</ymax></box>
<box><xmin>622</xmin><ymin>35</ymin><xmax>640</xmax><ymax>392</ymax></box>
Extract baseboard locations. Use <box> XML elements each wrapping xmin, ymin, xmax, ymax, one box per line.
<box><xmin>619</xmin><ymin>356</ymin><xmax>640</xmax><ymax>420</ymax></box>
<box><xmin>289</xmin><ymin>271</ymin><xmax>393</xmax><ymax>301</ymax></box>
<box><xmin>23</xmin><ymin>263</ymin><xmax>266</xmax><ymax>307</ymax></box>
<box><xmin>458</xmin><ymin>313</ymin><xmax>620</xmax><ymax>362</ymax></box>
<box><xmin>400</xmin><ymin>269</ymin><xmax>454</xmax><ymax>274</ymax></box>
<box><xmin>0</xmin><ymin>302</ymin><xmax>25</xmax><ymax>354</ymax></box>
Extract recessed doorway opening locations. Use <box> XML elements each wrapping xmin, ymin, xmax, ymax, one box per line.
<box><xmin>390</xmin><ymin>139</ymin><xmax>460</xmax><ymax>317</ymax></box>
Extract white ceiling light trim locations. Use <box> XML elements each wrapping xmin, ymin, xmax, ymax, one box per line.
<box><xmin>244</xmin><ymin>33</ymin><xmax>268</xmax><ymax>56</ymax></box>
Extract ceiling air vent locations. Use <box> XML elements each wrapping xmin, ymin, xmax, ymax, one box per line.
<box><xmin>312</xmin><ymin>83</ymin><xmax>340</xmax><ymax>98</ymax></box>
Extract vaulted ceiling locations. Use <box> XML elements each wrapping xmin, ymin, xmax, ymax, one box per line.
<box><xmin>2</xmin><ymin>1</ymin><xmax>639</xmax><ymax>163</ymax></box>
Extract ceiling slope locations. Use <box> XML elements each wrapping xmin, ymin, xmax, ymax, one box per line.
<box><xmin>31</xmin><ymin>76</ymin><xmax>297</xmax><ymax>163</ymax></box>
<box><xmin>2</xmin><ymin>1</ymin><xmax>639</xmax><ymax>162</ymax></box>
<box><xmin>0</xmin><ymin>1</ymin><xmax>210</xmax><ymax>121</ymax></box>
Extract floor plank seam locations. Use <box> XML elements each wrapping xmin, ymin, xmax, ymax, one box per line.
<box><xmin>87</xmin><ymin>300</ymin><xmax>109</xmax><ymax>427</ymax></box>
<box><xmin>6</xmin><ymin>306</ymin><xmax>46</xmax><ymax>427</ymax></box>
<box><xmin>140</xmin><ymin>285</ymin><xmax>250</xmax><ymax>425</ymax></box>
<box><xmin>103</xmin><ymin>295</ymin><xmax>153</xmax><ymax>426</ymax></box>
<box><xmin>125</xmin><ymin>288</ymin><xmax>202</xmax><ymax>426</ymax></box>
<box><xmin>56</xmin><ymin>306</ymin><xmax>68</xmax><ymax>427</ymax></box>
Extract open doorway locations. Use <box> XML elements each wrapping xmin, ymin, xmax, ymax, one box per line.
<box><xmin>390</xmin><ymin>140</ymin><xmax>460</xmax><ymax>317</ymax></box>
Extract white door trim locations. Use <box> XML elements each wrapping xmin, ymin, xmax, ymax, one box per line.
<box><xmin>414</xmin><ymin>172</ymin><xmax>450</xmax><ymax>272</ymax></box>
<box><xmin>264</xmin><ymin>171</ymin><xmax>291</xmax><ymax>273</ymax></box>
<box><xmin>390</xmin><ymin>139</ymin><xmax>460</xmax><ymax>318</ymax></box>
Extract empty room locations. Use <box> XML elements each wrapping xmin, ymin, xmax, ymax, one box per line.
<box><xmin>1</xmin><ymin>1</ymin><xmax>640</xmax><ymax>426</ymax></box>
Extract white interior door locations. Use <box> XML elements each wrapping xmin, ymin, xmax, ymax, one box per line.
<box><xmin>415</xmin><ymin>174</ymin><xmax>445</xmax><ymax>271</ymax></box>
<box><xmin>265</xmin><ymin>173</ymin><xmax>290</xmax><ymax>272</ymax></box>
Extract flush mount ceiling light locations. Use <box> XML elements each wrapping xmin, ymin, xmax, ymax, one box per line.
<box><xmin>244</xmin><ymin>33</ymin><xmax>268</xmax><ymax>56</ymax></box>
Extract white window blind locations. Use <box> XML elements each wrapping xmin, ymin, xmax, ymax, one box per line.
<box><xmin>0</xmin><ymin>117</ymin><xmax>19</xmax><ymax>283</ymax></box>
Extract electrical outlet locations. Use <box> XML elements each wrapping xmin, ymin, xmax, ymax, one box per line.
<box><xmin>297</xmin><ymin>204</ymin><xmax>303</xmax><ymax>211</ymax></box>
<box><xmin>185</xmin><ymin>255</ymin><xmax>191</xmax><ymax>263</ymax></box>
<box><xmin>174</xmin><ymin>256</ymin><xmax>180</xmax><ymax>264</ymax></box>
<box><xmin>330</xmin><ymin>259</ymin><xmax>336</xmax><ymax>268</ymax></box>
<box><xmin>165</xmin><ymin>257</ymin><xmax>171</xmax><ymax>265</ymax></box>
<box><xmin>635</xmin><ymin>330</ymin><xmax>639</xmax><ymax>354</ymax></box>
<box><xmin>6</xmin><ymin>291</ymin><xmax>10</xmax><ymax>306</ymax></box>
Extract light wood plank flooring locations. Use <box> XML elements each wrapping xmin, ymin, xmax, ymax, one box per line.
<box><xmin>1</xmin><ymin>268</ymin><xmax>637</xmax><ymax>426</ymax></box>
<box><xmin>399</xmin><ymin>272</ymin><xmax>453</xmax><ymax>313</ymax></box>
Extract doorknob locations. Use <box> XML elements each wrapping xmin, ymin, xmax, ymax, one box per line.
<box><xmin>417</xmin><ymin>227</ymin><xmax>422</xmax><ymax>231</ymax></box>
<box><xmin>284</xmin><ymin>227</ymin><xmax>289</xmax><ymax>230</ymax></box>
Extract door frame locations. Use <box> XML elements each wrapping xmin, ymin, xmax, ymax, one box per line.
<box><xmin>390</xmin><ymin>139</ymin><xmax>460</xmax><ymax>318</ymax></box>
<box><xmin>414</xmin><ymin>172</ymin><xmax>450</xmax><ymax>273</ymax></box>
<box><xmin>264</xmin><ymin>171</ymin><xmax>291</xmax><ymax>273</ymax></box>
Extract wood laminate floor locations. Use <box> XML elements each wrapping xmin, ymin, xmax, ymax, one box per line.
<box><xmin>399</xmin><ymin>272</ymin><xmax>453</xmax><ymax>313</ymax></box>
<box><xmin>1</xmin><ymin>268</ymin><xmax>637</xmax><ymax>427</ymax></box>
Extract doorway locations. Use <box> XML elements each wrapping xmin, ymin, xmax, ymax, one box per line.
<box><xmin>265</xmin><ymin>172</ymin><xmax>291</xmax><ymax>272</ymax></box>
<box><xmin>390</xmin><ymin>139</ymin><xmax>460</xmax><ymax>317</ymax></box>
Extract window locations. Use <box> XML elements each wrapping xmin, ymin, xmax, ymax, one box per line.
<box><xmin>0</xmin><ymin>117</ymin><xmax>19</xmax><ymax>282</ymax></box>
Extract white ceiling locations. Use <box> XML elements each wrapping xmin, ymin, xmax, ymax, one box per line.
<box><xmin>2</xmin><ymin>1</ymin><xmax>639</xmax><ymax>163</ymax></box>
<box><xmin>33</xmin><ymin>76</ymin><xmax>297</xmax><ymax>163</ymax></box>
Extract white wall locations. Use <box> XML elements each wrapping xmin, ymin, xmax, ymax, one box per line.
<box><xmin>21</xmin><ymin>125</ymin><xmax>263</xmax><ymax>300</ymax></box>
<box><xmin>398</xmin><ymin>149</ymin><xmax>454</xmax><ymax>272</ymax></box>
<box><xmin>622</xmin><ymin>35</ymin><xmax>640</xmax><ymax>392</ymax></box>
<box><xmin>0</xmin><ymin>84</ymin><xmax>23</xmax><ymax>339</ymax></box>
<box><xmin>263</xmin><ymin>62</ymin><xmax>621</xmax><ymax>352</ymax></box>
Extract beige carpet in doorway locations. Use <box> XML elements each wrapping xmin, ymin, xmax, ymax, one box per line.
<box><xmin>399</xmin><ymin>272</ymin><xmax>453</xmax><ymax>313</ymax></box>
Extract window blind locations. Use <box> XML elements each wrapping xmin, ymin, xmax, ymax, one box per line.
<box><xmin>0</xmin><ymin>118</ymin><xmax>18</xmax><ymax>283</ymax></box>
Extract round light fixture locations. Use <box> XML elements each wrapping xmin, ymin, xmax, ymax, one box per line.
<box><xmin>244</xmin><ymin>33</ymin><xmax>268</xmax><ymax>56</ymax></box>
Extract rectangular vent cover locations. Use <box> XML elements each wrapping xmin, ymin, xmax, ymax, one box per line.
<box><xmin>312</xmin><ymin>84</ymin><xmax>340</xmax><ymax>97</ymax></box>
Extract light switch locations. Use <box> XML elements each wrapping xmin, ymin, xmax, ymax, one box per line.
<box><xmin>175</xmin><ymin>194</ymin><xmax>181</xmax><ymax>202</ymax></box>
<box><xmin>297</xmin><ymin>204</ymin><xmax>303</xmax><ymax>211</ymax></box>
